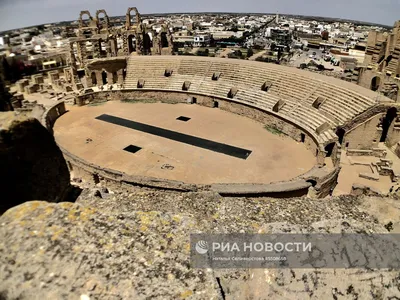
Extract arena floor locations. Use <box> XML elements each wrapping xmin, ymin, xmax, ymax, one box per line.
<box><xmin>54</xmin><ymin>101</ymin><xmax>316</xmax><ymax>184</ymax></box>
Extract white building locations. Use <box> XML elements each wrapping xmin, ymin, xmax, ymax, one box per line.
<box><xmin>194</xmin><ymin>34</ymin><xmax>211</xmax><ymax>47</ymax></box>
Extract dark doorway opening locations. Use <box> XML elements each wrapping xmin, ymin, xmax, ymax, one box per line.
<box><xmin>192</xmin><ymin>97</ymin><xmax>197</xmax><ymax>104</ymax></box>
<box><xmin>143</xmin><ymin>33</ymin><xmax>152</xmax><ymax>54</ymax></box>
<box><xmin>300</xmin><ymin>133</ymin><xmax>305</xmax><ymax>143</ymax></box>
<box><xmin>371</xmin><ymin>76</ymin><xmax>381</xmax><ymax>91</ymax></box>
<box><xmin>176</xmin><ymin>116</ymin><xmax>191</xmax><ymax>122</ymax></box>
<box><xmin>93</xmin><ymin>174</ymin><xmax>100</xmax><ymax>184</ymax></box>
<box><xmin>380</xmin><ymin>107</ymin><xmax>397</xmax><ymax>142</ymax></box>
<box><xmin>336</xmin><ymin>128</ymin><xmax>345</xmax><ymax>145</ymax></box>
<box><xmin>123</xmin><ymin>145</ymin><xmax>142</xmax><ymax>154</ymax></box>
<box><xmin>101</xmin><ymin>71</ymin><xmax>107</xmax><ymax>85</ymax></box>
<box><xmin>161</xmin><ymin>32</ymin><xmax>169</xmax><ymax>48</ymax></box>
<box><xmin>77</xmin><ymin>69</ymin><xmax>85</xmax><ymax>79</ymax></box>
<box><xmin>91</xmin><ymin>72</ymin><xmax>97</xmax><ymax>85</ymax></box>
<box><xmin>306</xmin><ymin>179</ymin><xmax>317</xmax><ymax>187</ymax></box>
<box><xmin>213</xmin><ymin>101</ymin><xmax>219</xmax><ymax>108</ymax></box>
<box><xmin>324</xmin><ymin>143</ymin><xmax>335</xmax><ymax>157</ymax></box>
<box><xmin>128</xmin><ymin>35</ymin><xmax>136</xmax><ymax>53</ymax></box>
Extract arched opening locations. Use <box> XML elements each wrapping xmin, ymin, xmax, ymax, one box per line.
<box><xmin>128</xmin><ymin>35</ymin><xmax>136</xmax><ymax>53</ymax></box>
<box><xmin>80</xmin><ymin>13</ymin><xmax>91</xmax><ymax>28</ymax></box>
<box><xmin>300</xmin><ymin>133</ymin><xmax>305</xmax><ymax>143</ymax></box>
<box><xmin>324</xmin><ymin>143</ymin><xmax>335</xmax><ymax>157</ymax></box>
<box><xmin>161</xmin><ymin>32</ymin><xmax>169</xmax><ymax>48</ymax></box>
<box><xmin>128</xmin><ymin>8</ymin><xmax>139</xmax><ymax>27</ymax></box>
<box><xmin>91</xmin><ymin>72</ymin><xmax>97</xmax><ymax>85</ymax></box>
<box><xmin>380</xmin><ymin>107</ymin><xmax>397</xmax><ymax>143</ymax></box>
<box><xmin>112</xmin><ymin>72</ymin><xmax>118</xmax><ymax>84</ymax></box>
<box><xmin>371</xmin><ymin>76</ymin><xmax>381</xmax><ymax>92</ymax></box>
<box><xmin>306</xmin><ymin>179</ymin><xmax>317</xmax><ymax>187</ymax></box>
<box><xmin>97</xmin><ymin>12</ymin><xmax>108</xmax><ymax>29</ymax></box>
<box><xmin>123</xmin><ymin>69</ymin><xmax>127</xmax><ymax>80</ymax></box>
<box><xmin>101</xmin><ymin>71</ymin><xmax>108</xmax><ymax>85</ymax></box>
<box><xmin>213</xmin><ymin>101</ymin><xmax>219</xmax><ymax>108</ymax></box>
<box><xmin>336</xmin><ymin>128</ymin><xmax>345</xmax><ymax>145</ymax></box>
<box><xmin>143</xmin><ymin>33</ymin><xmax>153</xmax><ymax>54</ymax></box>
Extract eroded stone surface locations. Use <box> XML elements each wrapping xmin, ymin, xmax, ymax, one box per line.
<box><xmin>0</xmin><ymin>201</ymin><xmax>220</xmax><ymax>300</ymax></box>
<box><xmin>1</xmin><ymin>191</ymin><xmax>400</xmax><ymax>299</ymax></box>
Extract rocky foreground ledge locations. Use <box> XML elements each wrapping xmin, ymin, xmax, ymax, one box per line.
<box><xmin>0</xmin><ymin>191</ymin><xmax>400</xmax><ymax>299</ymax></box>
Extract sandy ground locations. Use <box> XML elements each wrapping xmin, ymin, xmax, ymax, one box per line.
<box><xmin>334</xmin><ymin>152</ymin><xmax>393</xmax><ymax>195</ymax></box>
<box><xmin>54</xmin><ymin>101</ymin><xmax>316</xmax><ymax>184</ymax></box>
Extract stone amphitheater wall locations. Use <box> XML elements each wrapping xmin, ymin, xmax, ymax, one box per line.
<box><xmin>342</xmin><ymin>103</ymin><xmax>400</xmax><ymax>149</ymax></box>
<box><xmin>358</xmin><ymin>68</ymin><xmax>400</xmax><ymax>102</ymax></box>
<box><xmin>41</xmin><ymin>101</ymin><xmax>67</xmax><ymax>133</ymax></box>
<box><xmin>43</xmin><ymin>91</ymin><xmax>342</xmax><ymax>198</ymax></box>
<box><xmin>344</xmin><ymin>113</ymin><xmax>384</xmax><ymax>149</ymax></box>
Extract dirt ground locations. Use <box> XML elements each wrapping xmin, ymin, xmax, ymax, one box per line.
<box><xmin>53</xmin><ymin>101</ymin><xmax>316</xmax><ymax>184</ymax></box>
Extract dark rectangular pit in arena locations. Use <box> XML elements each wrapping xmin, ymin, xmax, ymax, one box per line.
<box><xmin>176</xmin><ymin>116</ymin><xmax>191</xmax><ymax>122</ymax></box>
<box><xmin>96</xmin><ymin>114</ymin><xmax>252</xmax><ymax>159</ymax></box>
<box><xmin>123</xmin><ymin>145</ymin><xmax>142</xmax><ymax>154</ymax></box>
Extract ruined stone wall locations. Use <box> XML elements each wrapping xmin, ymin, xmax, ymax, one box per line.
<box><xmin>386</xmin><ymin>120</ymin><xmax>400</xmax><ymax>148</ymax></box>
<box><xmin>0</xmin><ymin>114</ymin><xmax>70</xmax><ymax>212</ymax></box>
<box><xmin>358</xmin><ymin>68</ymin><xmax>400</xmax><ymax>102</ymax></box>
<box><xmin>41</xmin><ymin>101</ymin><xmax>67</xmax><ymax>133</ymax></box>
<box><xmin>331</xmin><ymin>142</ymin><xmax>342</xmax><ymax>167</ymax></box>
<box><xmin>344</xmin><ymin>113</ymin><xmax>383</xmax><ymax>149</ymax></box>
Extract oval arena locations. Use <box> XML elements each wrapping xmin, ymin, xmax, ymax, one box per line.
<box><xmin>40</xmin><ymin>54</ymin><xmax>400</xmax><ymax>198</ymax></box>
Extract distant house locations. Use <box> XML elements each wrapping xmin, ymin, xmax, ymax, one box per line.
<box><xmin>194</xmin><ymin>34</ymin><xmax>210</xmax><ymax>47</ymax></box>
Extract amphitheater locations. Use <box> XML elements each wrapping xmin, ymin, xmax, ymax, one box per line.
<box><xmin>41</xmin><ymin>53</ymin><xmax>400</xmax><ymax>198</ymax></box>
<box><xmin>2</xmin><ymin>7</ymin><xmax>400</xmax><ymax>300</ymax></box>
<box><xmin>14</xmin><ymin>7</ymin><xmax>400</xmax><ymax>198</ymax></box>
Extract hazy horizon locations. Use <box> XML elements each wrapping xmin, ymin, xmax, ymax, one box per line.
<box><xmin>0</xmin><ymin>0</ymin><xmax>399</xmax><ymax>32</ymax></box>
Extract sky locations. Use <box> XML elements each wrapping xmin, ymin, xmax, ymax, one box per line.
<box><xmin>0</xmin><ymin>0</ymin><xmax>399</xmax><ymax>31</ymax></box>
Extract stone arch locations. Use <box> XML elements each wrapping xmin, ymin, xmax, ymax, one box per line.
<box><xmin>79</xmin><ymin>10</ymin><xmax>93</xmax><ymax>28</ymax></box>
<box><xmin>371</xmin><ymin>76</ymin><xmax>381</xmax><ymax>91</ymax></box>
<box><xmin>96</xmin><ymin>9</ymin><xmax>110</xmax><ymax>29</ymax></box>
<box><xmin>126</xmin><ymin>7</ymin><xmax>141</xmax><ymax>29</ymax></box>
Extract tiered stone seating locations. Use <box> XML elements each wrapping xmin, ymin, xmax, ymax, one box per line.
<box><xmin>308</xmin><ymin>83</ymin><xmax>376</xmax><ymax>124</ymax></box>
<box><xmin>124</xmin><ymin>56</ymin><xmax>379</xmax><ymax>144</ymax></box>
<box><xmin>177</xmin><ymin>59</ymin><xmax>211</xmax><ymax>77</ymax></box>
